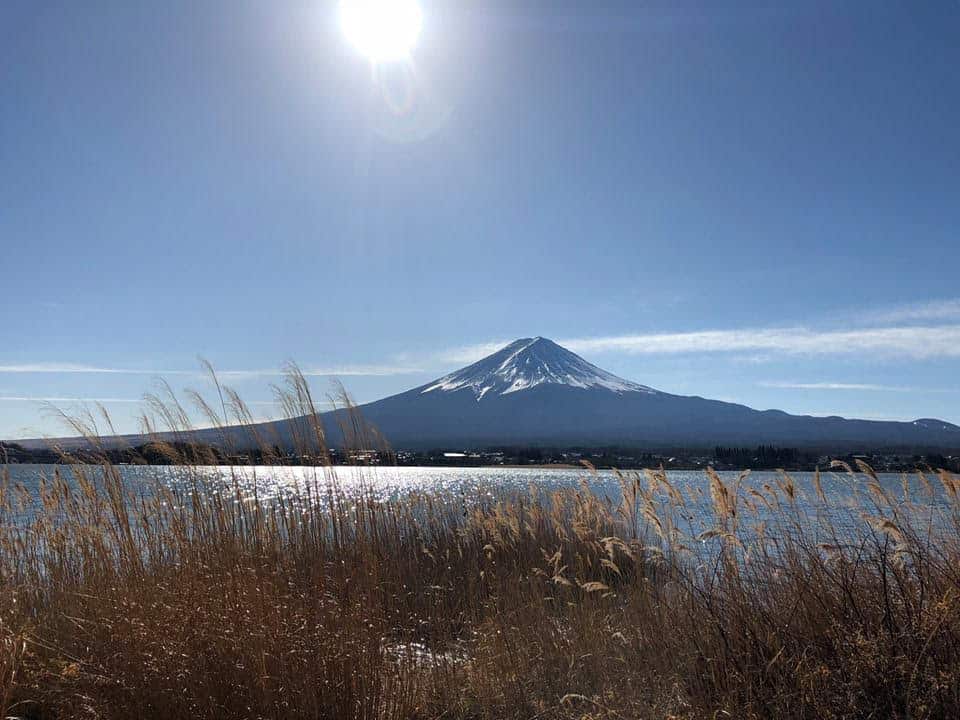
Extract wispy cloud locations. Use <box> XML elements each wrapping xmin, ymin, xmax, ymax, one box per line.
<box><xmin>434</xmin><ymin>341</ymin><xmax>514</xmax><ymax>365</ymax></box>
<box><xmin>8</xmin><ymin>320</ymin><xmax>960</xmax><ymax>388</ymax></box>
<box><xmin>277</xmin><ymin>365</ymin><xmax>421</xmax><ymax>378</ymax></box>
<box><xmin>0</xmin><ymin>363</ymin><xmax>189</xmax><ymax>375</ymax></box>
<box><xmin>559</xmin><ymin>325</ymin><xmax>960</xmax><ymax>360</ymax></box>
<box><xmin>868</xmin><ymin>299</ymin><xmax>960</xmax><ymax>324</ymax></box>
<box><xmin>212</xmin><ymin>365</ymin><xmax>422</xmax><ymax>380</ymax></box>
<box><xmin>0</xmin><ymin>395</ymin><xmax>141</xmax><ymax>404</ymax></box>
<box><xmin>430</xmin><ymin>323</ymin><xmax>960</xmax><ymax>370</ymax></box>
<box><xmin>0</xmin><ymin>396</ymin><xmax>345</xmax><ymax>417</ymax></box>
<box><xmin>758</xmin><ymin>381</ymin><xmax>911</xmax><ymax>392</ymax></box>
<box><xmin>759</xmin><ymin>381</ymin><xmax>960</xmax><ymax>393</ymax></box>
<box><xmin>0</xmin><ymin>363</ymin><xmax>422</xmax><ymax>378</ymax></box>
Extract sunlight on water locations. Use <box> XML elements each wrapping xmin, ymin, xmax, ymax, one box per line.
<box><xmin>3</xmin><ymin>464</ymin><xmax>950</xmax><ymax>540</ymax></box>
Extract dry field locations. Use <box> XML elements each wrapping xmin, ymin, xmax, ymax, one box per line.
<box><xmin>1</xmin><ymin>371</ymin><xmax>958</xmax><ymax>719</ymax></box>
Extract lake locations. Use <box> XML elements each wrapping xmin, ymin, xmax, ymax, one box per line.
<box><xmin>3</xmin><ymin>463</ymin><xmax>953</xmax><ymax>540</ymax></box>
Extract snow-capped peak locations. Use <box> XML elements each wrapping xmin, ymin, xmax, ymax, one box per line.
<box><xmin>420</xmin><ymin>337</ymin><xmax>657</xmax><ymax>401</ymax></box>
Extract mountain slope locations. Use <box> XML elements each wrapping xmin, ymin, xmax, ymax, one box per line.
<box><xmin>312</xmin><ymin>337</ymin><xmax>960</xmax><ymax>450</ymax></box>
<box><xmin>13</xmin><ymin>337</ymin><xmax>960</xmax><ymax>452</ymax></box>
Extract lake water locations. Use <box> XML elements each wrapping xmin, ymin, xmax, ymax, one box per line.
<box><xmin>3</xmin><ymin>463</ymin><xmax>953</xmax><ymax>540</ymax></box>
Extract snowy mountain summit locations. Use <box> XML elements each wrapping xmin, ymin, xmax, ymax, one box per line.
<box><xmin>421</xmin><ymin>337</ymin><xmax>657</xmax><ymax>400</ymax></box>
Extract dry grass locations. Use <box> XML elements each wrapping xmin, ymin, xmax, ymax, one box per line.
<box><xmin>1</xmin><ymin>369</ymin><xmax>959</xmax><ymax>719</ymax></box>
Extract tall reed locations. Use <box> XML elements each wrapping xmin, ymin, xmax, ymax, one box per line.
<box><xmin>0</xmin><ymin>368</ymin><xmax>958</xmax><ymax>719</ymax></box>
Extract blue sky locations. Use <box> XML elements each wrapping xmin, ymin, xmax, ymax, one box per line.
<box><xmin>2</xmin><ymin>0</ymin><xmax>960</xmax><ymax>439</ymax></box>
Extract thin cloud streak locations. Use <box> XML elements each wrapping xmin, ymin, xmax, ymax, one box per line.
<box><xmin>0</xmin><ymin>363</ymin><xmax>191</xmax><ymax>375</ymax></box>
<box><xmin>560</xmin><ymin>325</ymin><xmax>960</xmax><ymax>360</ymax></box>
<box><xmin>213</xmin><ymin>365</ymin><xmax>422</xmax><ymax>380</ymax></box>
<box><xmin>870</xmin><ymin>299</ymin><xmax>960</xmax><ymax>324</ymax></box>
<box><xmin>759</xmin><ymin>382</ymin><xmax>911</xmax><ymax>392</ymax></box>
<box><xmin>759</xmin><ymin>381</ymin><xmax>960</xmax><ymax>393</ymax></box>
<box><xmin>0</xmin><ymin>395</ymin><xmax>141</xmax><ymax>404</ymax></box>
<box><xmin>435</xmin><ymin>325</ymin><xmax>960</xmax><ymax>368</ymax></box>
<box><xmin>0</xmin><ymin>363</ymin><xmax>422</xmax><ymax>378</ymax></box>
<box><xmin>8</xmin><ymin>322</ymin><xmax>960</xmax><ymax>386</ymax></box>
<box><xmin>268</xmin><ymin>365</ymin><xmax>421</xmax><ymax>378</ymax></box>
<box><xmin>435</xmin><ymin>341</ymin><xmax>514</xmax><ymax>365</ymax></box>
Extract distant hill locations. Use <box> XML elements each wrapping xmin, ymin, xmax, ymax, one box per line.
<box><xmin>12</xmin><ymin>337</ymin><xmax>960</xmax><ymax>453</ymax></box>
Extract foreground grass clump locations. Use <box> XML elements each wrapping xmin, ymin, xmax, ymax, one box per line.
<box><xmin>1</xmin><ymin>370</ymin><xmax>959</xmax><ymax>719</ymax></box>
<box><xmin>0</xmin><ymin>460</ymin><xmax>958</xmax><ymax>720</ymax></box>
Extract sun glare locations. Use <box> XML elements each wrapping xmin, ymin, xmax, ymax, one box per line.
<box><xmin>340</xmin><ymin>0</ymin><xmax>422</xmax><ymax>62</ymax></box>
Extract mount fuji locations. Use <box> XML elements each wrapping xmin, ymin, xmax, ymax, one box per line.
<box><xmin>420</xmin><ymin>337</ymin><xmax>656</xmax><ymax>400</ymax></box>
<box><xmin>313</xmin><ymin>336</ymin><xmax>958</xmax><ymax>450</ymax></box>
<box><xmin>13</xmin><ymin>337</ymin><xmax>960</xmax><ymax>452</ymax></box>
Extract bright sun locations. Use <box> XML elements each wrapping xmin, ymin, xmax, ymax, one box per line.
<box><xmin>340</xmin><ymin>0</ymin><xmax>423</xmax><ymax>62</ymax></box>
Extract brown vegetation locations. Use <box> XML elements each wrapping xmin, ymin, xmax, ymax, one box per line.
<box><xmin>1</xmin><ymin>370</ymin><xmax>959</xmax><ymax>719</ymax></box>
